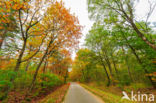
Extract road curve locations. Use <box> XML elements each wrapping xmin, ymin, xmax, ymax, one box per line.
<box><xmin>64</xmin><ymin>83</ymin><xmax>104</xmax><ymax>103</ymax></box>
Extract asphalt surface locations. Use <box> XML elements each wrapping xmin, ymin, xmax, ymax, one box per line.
<box><xmin>64</xmin><ymin>83</ymin><xmax>104</xmax><ymax>103</ymax></box>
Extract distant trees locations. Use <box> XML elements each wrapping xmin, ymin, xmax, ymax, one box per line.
<box><xmin>71</xmin><ymin>22</ymin><xmax>156</xmax><ymax>88</ymax></box>
<box><xmin>70</xmin><ymin>49</ymin><xmax>99</xmax><ymax>82</ymax></box>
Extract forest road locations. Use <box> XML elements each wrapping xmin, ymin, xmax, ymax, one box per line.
<box><xmin>64</xmin><ymin>82</ymin><xmax>104</xmax><ymax>103</ymax></box>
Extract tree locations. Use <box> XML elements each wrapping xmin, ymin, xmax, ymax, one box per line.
<box><xmin>71</xmin><ymin>49</ymin><xmax>105</xmax><ymax>83</ymax></box>
<box><xmin>13</xmin><ymin>0</ymin><xmax>51</xmax><ymax>72</ymax></box>
<box><xmin>0</xmin><ymin>0</ymin><xmax>82</xmax><ymax>101</ymax></box>
<box><xmin>87</xmin><ymin>0</ymin><xmax>156</xmax><ymax>50</ymax></box>
<box><xmin>85</xmin><ymin>24</ymin><xmax>119</xmax><ymax>85</ymax></box>
<box><xmin>112</xmin><ymin>25</ymin><xmax>156</xmax><ymax>88</ymax></box>
<box><xmin>29</xmin><ymin>1</ymin><xmax>82</xmax><ymax>91</ymax></box>
<box><xmin>0</xmin><ymin>0</ymin><xmax>18</xmax><ymax>50</ymax></box>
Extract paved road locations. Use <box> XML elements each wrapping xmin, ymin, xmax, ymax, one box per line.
<box><xmin>64</xmin><ymin>83</ymin><xmax>104</xmax><ymax>103</ymax></box>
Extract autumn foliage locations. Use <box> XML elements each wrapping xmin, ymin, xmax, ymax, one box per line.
<box><xmin>0</xmin><ymin>0</ymin><xmax>81</xmax><ymax>102</ymax></box>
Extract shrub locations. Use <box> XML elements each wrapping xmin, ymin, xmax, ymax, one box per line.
<box><xmin>13</xmin><ymin>70</ymin><xmax>32</xmax><ymax>89</ymax></box>
<box><xmin>130</xmin><ymin>83</ymin><xmax>147</xmax><ymax>90</ymax></box>
<box><xmin>0</xmin><ymin>70</ymin><xmax>15</xmax><ymax>100</ymax></box>
<box><xmin>118</xmin><ymin>73</ymin><xmax>131</xmax><ymax>87</ymax></box>
<box><xmin>39</xmin><ymin>73</ymin><xmax>63</xmax><ymax>89</ymax></box>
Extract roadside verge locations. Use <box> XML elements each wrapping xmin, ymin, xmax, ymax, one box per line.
<box><xmin>80</xmin><ymin>84</ymin><xmax>134</xmax><ymax>103</ymax></box>
<box><xmin>39</xmin><ymin>83</ymin><xmax>70</xmax><ymax>103</ymax></box>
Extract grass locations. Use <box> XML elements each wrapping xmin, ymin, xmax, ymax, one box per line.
<box><xmin>80</xmin><ymin>83</ymin><xmax>136</xmax><ymax>103</ymax></box>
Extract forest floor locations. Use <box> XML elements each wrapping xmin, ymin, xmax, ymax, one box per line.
<box><xmin>1</xmin><ymin>84</ymin><xmax>70</xmax><ymax>103</ymax></box>
<box><xmin>38</xmin><ymin>83</ymin><xmax>70</xmax><ymax>103</ymax></box>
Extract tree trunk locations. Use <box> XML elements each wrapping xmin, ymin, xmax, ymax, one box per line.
<box><xmin>95</xmin><ymin>68</ymin><xmax>98</xmax><ymax>80</ymax></box>
<box><xmin>99</xmin><ymin>55</ymin><xmax>111</xmax><ymax>86</ymax></box>
<box><xmin>0</xmin><ymin>39</ymin><xmax>4</xmax><ymax>50</ymax></box>
<box><xmin>109</xmin><ymin>51</ymin><xmax>119</xmax><ymax>80</ymax></box>
<box><xmin>14</xmin><ymin>40</ymin><xmax>27</xmax><ymax>71</ymax></box>
<box><xmin>122</xmin><ymin>47</ymin><xmax>134</xmax><ymax>82</ymax></box>
<box><xmin>122</xmin><ymin>33</ymin><xmax>156</xmax><ymax>88</ymax></box>
<box><xmin>0</xmin><ymin>30</ymin><xmax>7</xmax><ymax>50</ymax></box>
<box><xmin>29</xmin><ymin>53</ymin><xmax>47</xmax><ymax>92</ymax></box>
<box><xmin>130</xmin><ymin>21</ymin><xmax>156</xmax><ymax>51</ymax></box>
<box><xmin>128</xmin><ymin>45</ymin><xmax>156</xmax><ymax>88</ymax></box>
<box><xmin>126</xmin><ymin>62</ymin><xmax>133</xmax><ymax>82</ymax></box>
<box><xmin>112</xmin><ymin>58</ymin><xmax>119</xmax><ymax>79</ymax></box>
<box><xmin>81</xmin><ymin>69</ymin><xmax>85</xmax><ymax>81</ymax></box>
<box><xmin>64</xmin><ymin>70</ymin><xmax>68</xmax><ymax>84</ymax></box>
<box><xmin>125</xmin><ymin>57</ymin><xmax>133</xmax><ymax>82</ymax></box>
<box><xmin>120</xmin><ymin>7</ymin><xmax>156</xmax><ymax>50</ymax></box>
<box><xmin>25</xmin><ymin>60</ymin><xmax>30</xmax><ymax>71</ymax></box>
<box><xmin>102</xmin><ymin>50</ymin><xmax>114</xmax><ymax>78</ymax></box>
<box><xmin>29</xmin><ymin>37</ymin><xmax>54</xmax><ymax>92</ymax></box>
<box><xmin>43</xmin><ymin>61</ymin><xmax>47</xmax><ymax>73</ymax></box>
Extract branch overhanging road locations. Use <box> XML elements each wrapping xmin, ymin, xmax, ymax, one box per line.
<box><xmin>64</xmin><ymin>82</ymin><xmax>104</xmax><ymax>103</ymax></box>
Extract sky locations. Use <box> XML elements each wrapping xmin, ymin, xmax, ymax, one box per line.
<box><xmin>135</xmin><ymin>0</ymin><xmax>156</xmax><ymax>23</ymax></box>
<box><xmin>62</xmin><ymin>0</ymin><xmax>156</xmax><ymax>60</ymax></box>
<box><xmin>63</xmin><ymin>0</ymin><xmax>93</xmax><ymax>47</ymax></box>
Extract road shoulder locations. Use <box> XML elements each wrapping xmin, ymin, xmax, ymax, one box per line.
<box><xmin>80</xmin><ymin>83</ymin><xmax>133</xmax><ymax>103</ymax></box>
